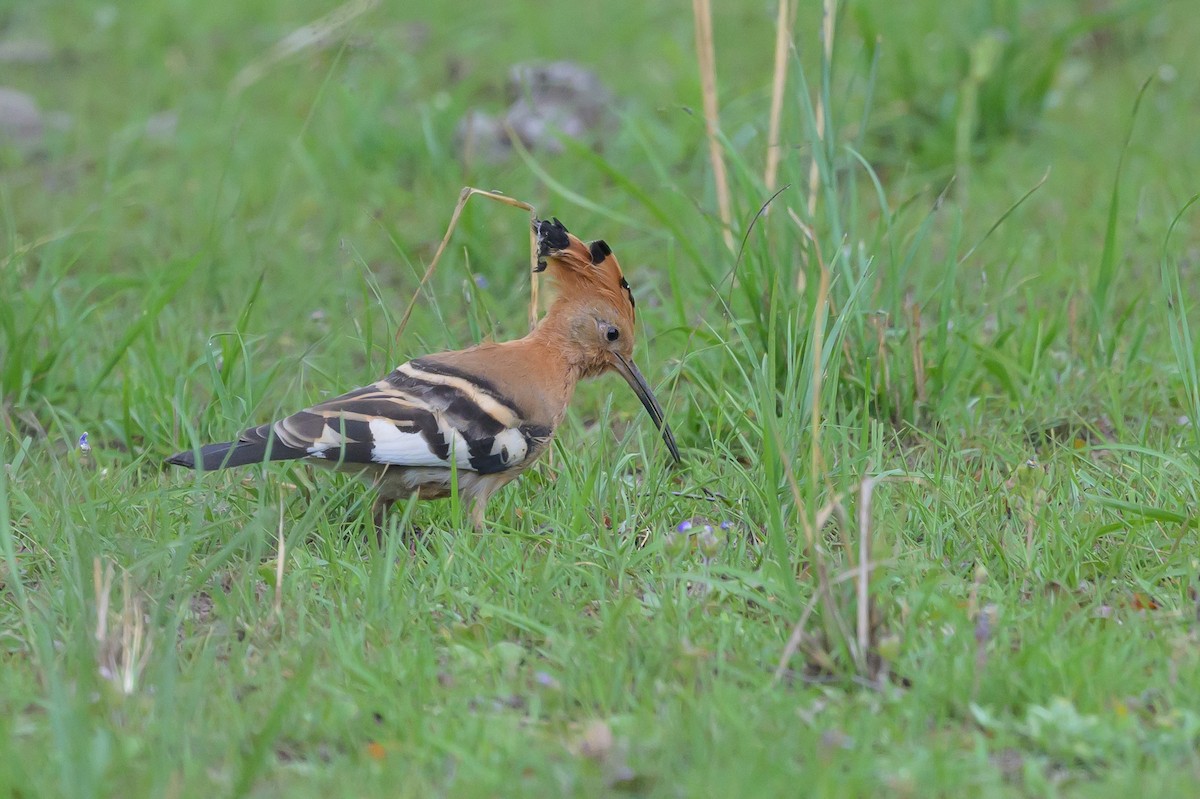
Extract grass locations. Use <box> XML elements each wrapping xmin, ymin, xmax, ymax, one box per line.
<box><xmin>3</xmin><ymin>0</ymin><xmax>1200</xmax><ymax>796</ymax></box>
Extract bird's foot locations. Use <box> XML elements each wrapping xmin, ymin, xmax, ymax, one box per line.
<box><xmin>372</xmin><ymin>498</ymin><xmax>427</xmax><ymax>554</ymax></box>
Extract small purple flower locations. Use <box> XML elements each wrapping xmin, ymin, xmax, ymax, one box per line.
<box><xmin>474</xmin><ymin>274</ymin><xmax>489</xmax><ymax>289</ymax></box>
<box><xmin>676</xmin><ymin>520</ymin><xmax>693</xmax><ymax>533</ymax></box>
<box><xmin>78</xmin><ymin>432</ymin><xmax>91</xmax><ymax>453</ymax></box>
<box><xmin>719</xmin><ymin>520</ymin><xmax>733</xmax><ymax>530</ymax></box>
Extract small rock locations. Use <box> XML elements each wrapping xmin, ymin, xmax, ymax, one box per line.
<box><xmin>0</xmin><ymin>87</ymin><xmax>44</xmax><ymax>147</ymax></box>
<box><xmin>455</xmin><ymin>60</ymin><xmax>616</xmax><ymax>164</ymax></box>
<box><xmin>0</xmin><ymin>39</ymin><xmax>55</xmax><ymax>65</ymax></box>
<box><xmin>453</xmin><ymin>109</ymin><xmax>511</xmax><ymax>165</ymax></box>
<box><xmin>504</xmin><ymin>61</ymin><xmax>614</xmax><ymax>154</ymax></box>
<box><xmin>508</xmin><ymin>61</ymin><xmax>612</xmax><ymax>127</ymax></box>
<box><xmin>503</xmin><ymin>98</ymin><xmax>589</xmax><ymax>154</ymax></box>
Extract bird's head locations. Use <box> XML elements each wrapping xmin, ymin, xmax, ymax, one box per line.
<box><xmin>533</xmin><ymin>217</ymin><xmax>681</xmax><ymax>464</ymax></box>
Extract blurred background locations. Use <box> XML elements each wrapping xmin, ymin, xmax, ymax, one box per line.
<box><xmin>2</xmin><ymin>2</ymin><xmax>1197</xmax><ymax>436</ymax></box>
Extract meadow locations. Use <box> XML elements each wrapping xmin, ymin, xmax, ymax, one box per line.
<box><xmin>3</xmin><ymin>1</ymin><xmax>1200</xmax><ymax>796</ymax></box>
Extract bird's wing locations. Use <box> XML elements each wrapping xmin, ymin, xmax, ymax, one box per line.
<box><xmin>249</xmin><ymin>357</ymin><xmax>552</xmax><ymax>474</ymax></box>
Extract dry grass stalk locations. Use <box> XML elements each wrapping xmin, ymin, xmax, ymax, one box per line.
<box><xmin>855</xmin><ymin>476</ymin><xmax>880</xmax><ymax>663</ymax></box>
<box><xmin>772</xmin><ymin>476</ymin><xmax>899</xmax><ymax>686</ymax></box>
<box><xmin>395</xmin><ymin>187</ymin><xmax>540</xmax><ymax>343</ymax></box>
<box><xmin>274</xmin><ymin>502</ymin><xmax>286</xmax><ymax>619</ymax></box>
<box><xmin>909</xmin><ymin>298</ymin><xmax>928</xmax><ymax>404</ymax></box>
<box><xmin>764</xmin><ymin>0</ymin><xmax>796</xmax><ymax>192</ymax></box>
<box><xmin>800</xmin><ymin>0</ymin><xmax>837</xmax><ymax>291</ymax></box>
<box><xmin>691</xmin><ymin>0</ymin><xmax>735</xmax><ymax>252</ymax></box>
<box><xmin>230</xmin><ymin>0</ymin><xmax>381</xmax><ymax>94</ymax></box>
<box><xmin>773</xmin><ymin>496</ymin><xmax>842</xmax><ymax>682</ymax></box>
<box><xmin>93</xmin><ymin>558</ymin><xmax>152</xmax><ymax>695</ymax></box>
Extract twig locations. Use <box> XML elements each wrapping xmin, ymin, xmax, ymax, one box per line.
<box><xmin>395</xmin><ymin>187</ymin><xmax>538</xmax><ymax>343</ymax></box>
<box><xmin>691</xmin><ymin>0</ymin><xmax>735</xmax><ymax>252</ymax></box>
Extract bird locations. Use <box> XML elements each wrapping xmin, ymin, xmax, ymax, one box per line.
<box><xmin>166</xmin><ymin>217</ymin><xmax>681</xmax><ymax>532</ymax></box>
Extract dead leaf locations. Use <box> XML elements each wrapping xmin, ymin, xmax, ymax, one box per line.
<box><xmin>1131</xmin><ymin>593</ymin><xmax>1160</xmax><ymax>611</ymax></box>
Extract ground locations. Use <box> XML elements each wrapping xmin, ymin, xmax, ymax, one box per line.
<box><xmin>3</xmin><ymin>1</ymin><xmax>1200</xmax><ymax>796</ymax></box>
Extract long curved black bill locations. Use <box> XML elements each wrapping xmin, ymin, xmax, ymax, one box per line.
<box><xmin>612</xmin><ymin>354</ymin><xmax>682</xmax><ymax>464</ymax></box>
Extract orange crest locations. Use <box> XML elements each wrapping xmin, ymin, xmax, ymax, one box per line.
<box><xmin>534</xmin><ymin>218</ymin><xmax>636</xmax><ymax>325</ymax></box>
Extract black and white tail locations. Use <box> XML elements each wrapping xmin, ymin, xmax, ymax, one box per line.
<box><xmin>166</xmin><ymin>358</ymin><xmax>554</xmax><ymax>477</ymax></box>
<box><xmin>165</xmin><ymin>424</ymin><xmax>307</xmax><ymax>470</ymax></box>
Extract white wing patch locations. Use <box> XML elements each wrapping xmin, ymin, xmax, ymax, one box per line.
<box><xmin>365</xmin><ymin>417</ymin><xmax>529</xmax><ymax>471</ymax></box>
<box><xmin>368</xmin><ymin>418</ymin><xmax>454</xmax><ymax>467</ymax></box>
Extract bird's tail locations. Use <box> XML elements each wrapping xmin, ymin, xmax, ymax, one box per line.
<box><xmin>166</xmin><ymin>426</ymin><xmax>307</xmax><ymax>470</ymax></box>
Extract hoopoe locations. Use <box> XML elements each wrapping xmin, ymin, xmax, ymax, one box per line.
<box><xmin>166</xmin><ymin>218</ymin><xmax>681</xmax><ymax>531</ymax></box>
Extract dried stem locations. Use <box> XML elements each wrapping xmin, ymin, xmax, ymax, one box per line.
<box><xmin>275</xmin><ymin>501</ymin><xmax>286</xmax><ymax>619</ymax></box>
<box><xmin>691</xmin><ymin>0</ymin><xmax>735</xmax><ymax>252</ymax></box>
<box><xmin>909</xmin><ymin>299</ymin><xmax>927</xmax><ymax>404</ymax></box>
<box><xmin>396</xmin><ymin>187</ymin><xmax>540</xmax><ymax>343</ymax></box>
<box><xmin>855</xmin><ymin>476</ymin><xmax>878</xmax><ymax>666</ymax></box>
<box><xmin>93</xmin><ymin>558</ymin><xmax>152</xmax><ymax>695</ymax></box>
<box><xmin>764</xmin><ymin>0</ymin><xmax>796</xmax><ymax>192</ymax></box>
<box><xmin>800</xmin><ymin>0</ymin><xmax>837</xmax><ymax>291</ymax></box>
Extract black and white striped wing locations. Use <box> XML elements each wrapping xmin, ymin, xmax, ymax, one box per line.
<box><xmin>248</xmin><ymin>358</ymin><xmax>551</xmax><ymax>475</ymax></box>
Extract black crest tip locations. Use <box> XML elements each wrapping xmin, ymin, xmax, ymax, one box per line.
<box><xmin>588</xmin><ymin>239</ymin><xmax>612</xmax><ymax>264</ymax></box>
<box><xmin>533</xmin><ymin>217</ymin><xmax>570</xmax><ymax>258</ymax></box>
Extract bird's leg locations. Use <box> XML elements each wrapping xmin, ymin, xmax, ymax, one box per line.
<box><xmin>469</xmin><ymin>498</ymin><xmax>487</xmax><ymax>533</ymax></box>
<box><xmin>395</xmin><ymin>187</ymin><xmax>543</xmax><ymax>345</ymax></box>
<box><xmin>465</xmin><ymin>476</ymin><xmax>509</xmax><ymax>532</ymax></box>
<box><xmin>371</xmin><ymin>496</ymin><xmax>394</xmax><ymax>547</ymax></box>
<box><xmin>372</xmin><ymin>493</ymin><xmax>428</xmax><ymax>553</ymax></box>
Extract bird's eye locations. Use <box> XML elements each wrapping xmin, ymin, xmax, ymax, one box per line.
<box><xmin>606</xmin><ymin>326</ymin><xmax>620</xmax><ymax>342</ymax></box>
